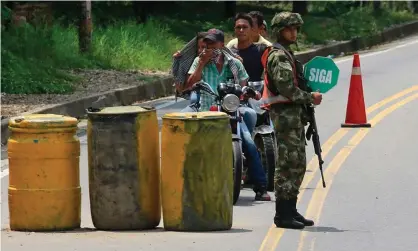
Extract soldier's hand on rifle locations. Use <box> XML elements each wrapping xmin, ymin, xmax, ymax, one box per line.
<box><xmin>312</xmin><ymin>92</ymin><xmax>322</xmax><ymax>105</ymax></box>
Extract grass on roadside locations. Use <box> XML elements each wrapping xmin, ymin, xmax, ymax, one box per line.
<box><xmin>1</xmin><ymin>19</ymin><xmax>183</xmax><ymax>94</ymax></box>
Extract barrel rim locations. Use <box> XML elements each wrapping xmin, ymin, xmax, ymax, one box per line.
<box><xmin>162</xmin><ymin>111</ymin><xmax>229</xmax><ymax>120</ymax></box>
<box><xmin>8</xmin><ymin>114</ymin><xmax>78</xmax><ymax>129</ymax></box>
<box><xmin>85</xmin><ymin>105</ymin><xmax>156</xmax><ymax>115</ymax></box>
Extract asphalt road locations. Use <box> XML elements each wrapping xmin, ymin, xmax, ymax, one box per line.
<box><xmin>2</xmin><ymin>35</ymin><xmax>418</xmax><ymax>251</ymax></box>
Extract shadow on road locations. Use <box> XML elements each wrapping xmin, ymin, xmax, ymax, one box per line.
<box><xmin>59</xmin><ymin>227</ymin><xmax>97</xmax><ymax>233</ymax></box>
<box><xmin>13</xmin><ymin>226</ymin><xmax>254</xmax><ymax>235</ymax></box>
<box><xmin>93</xmin><ymin>226</ymin><xmax>252</xmax><ymax>234</ymax></box>
<box><xmin>174</xmin><ymin>228</ymin><xmax>253</xmax><ymax>234</ymax></box>
<box><xmin>209</xmin><ymin>228</ymin><xmax>253</xmax><ymax>234</ymax></box>
<box><xmin>300</xmin><ymin>187</ymin><xmax>316</xmax><ymax>191</ymax></box>
<box><xmin>302</xmin><ymin>226</ymin><xmax>348</xmax><ymax>233</ymax></box>
<box><xmin>1</xmin><ymin>227</ymin><xmax>97</xmax><ymax>234</ymax></box>
<box><xmin>234</xmin><ymin>195</ymin><xmax>265</xmax><ymax>207</ymax></box>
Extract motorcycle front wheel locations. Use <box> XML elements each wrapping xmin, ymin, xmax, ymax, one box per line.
<box><xmin>232</xmin><ymin>140</ymin><xmax>243</xmax><ymax>205</ymax></box>
<box><xmin>255</xmin><ymin>134</ymin><xmax>277</xmax><ymax>192</ymax></box>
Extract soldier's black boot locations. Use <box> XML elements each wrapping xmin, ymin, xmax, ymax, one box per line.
<box><xmin>274</xmin><ymin>199</ymin><xmax>305</xmax><ymax>229</ymax></box>
<box><xmin>290</xmin><ymin>198</ymin><xmax>314</xmax><ymax>226</ymax></box>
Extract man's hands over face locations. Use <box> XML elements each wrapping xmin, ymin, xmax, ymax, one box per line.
<box><xmin>199</xmin><ymin>48</ymin><xmax>214</xmax><ymax>66</ymax></box>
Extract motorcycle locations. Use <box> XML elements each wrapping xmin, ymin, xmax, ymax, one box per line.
<box><xmin>187</xmin><ymin>80</ymin><xmax>244</xmax><ymax>205</ymax></box>
<box><xmin>241</xmin><ymin>81</ymin><xmax>278</xmax><ymax>192</ymax></box>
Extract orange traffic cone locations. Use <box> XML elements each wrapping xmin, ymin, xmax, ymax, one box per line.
<box><xmin>341</xmin><ymin>54</ymin><xmax>371</xmax><ymax>128</ymax></box>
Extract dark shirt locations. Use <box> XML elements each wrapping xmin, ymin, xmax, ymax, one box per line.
<box><xmin>231</xmin><ymin>43</ymin><xmax>267</xmax><ymax>82</ymax></box>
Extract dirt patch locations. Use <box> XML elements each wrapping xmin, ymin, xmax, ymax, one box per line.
<box><xmin>1</xmin><ymin>69</ymin><xmax>170</xmax><ymax>119</ymax></box>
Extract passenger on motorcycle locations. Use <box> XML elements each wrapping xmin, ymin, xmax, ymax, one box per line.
<box><xmin>182</xmin><ymin>28</ymin><xmax>271</xmax><ymax>201</ymax></box>
<box><xmin>172</xmin><ymin>31</ymin><xmax>209</xmax><ymax>104</ymax></box>
<box><xmin>172</xmin><ymin>32</ymin><xmax>244</xmax><ymax>104</ymax></box>
<box><xmin>229</xmin><ymin>13</ymin><xmax>268</xmax><ymax>83</ymax></box>
<box><xmin>226</xmin><ymin>11</ymin><xmax>272</xmax><ymax>49</ymax></box>
<box><xmin>229</xmin><ymin>13</ymin><xmax>275</xmax><ymax>201</ymax></box>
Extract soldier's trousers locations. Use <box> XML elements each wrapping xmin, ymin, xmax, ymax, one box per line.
<box><xmin>274</xmin><ymin>126</ymin><xmax>307</xmax><ymax>200</ymax></box>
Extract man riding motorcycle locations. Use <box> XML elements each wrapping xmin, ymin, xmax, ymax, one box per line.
<box><xmin>229</xmin><ymin>13</ymin><xmax>278</xmax><ymax>192</ymax></box>
<box><xmin>181</xmin><ymin>28</ymin><xmax>271</xmax><ymax>201</ymax></box>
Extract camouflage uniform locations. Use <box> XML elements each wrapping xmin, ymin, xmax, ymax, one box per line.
<box><xmin>266</xmin><ymin>12</ymin><xmax>315</xmax><ymax>229</ymax></box>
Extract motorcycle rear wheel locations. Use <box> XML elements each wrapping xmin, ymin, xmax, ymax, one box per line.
<box><xmin>255</xmin><ymin>134</ymin><xmax>277</xmax><ymax>192</ymax></box>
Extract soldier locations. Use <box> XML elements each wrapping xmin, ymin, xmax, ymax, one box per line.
<box><xmin>262</xmin><ymin>12</ymin><xmax>323</xmax><ymax>229</ymax></box>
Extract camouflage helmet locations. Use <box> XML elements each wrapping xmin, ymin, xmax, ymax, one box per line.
<box><xmin>271</xmin><ymin>11</ymin><xmax>304</xmax><ymax>32</ymax></box>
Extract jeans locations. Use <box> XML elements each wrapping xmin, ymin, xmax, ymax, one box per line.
<box><xmin>238</xmin><ymin>106</ymin><xmax>267</xmax><ymax>190</ymax></box>
<box><xmin>190</xmin><ymin>91</ymin><xmax>198</xmax><ymax>104</ymax></box>
<box><xmin>181</xmin><ymin>91</ymin><xmax>199</xmax><ymax>112</ymax></box>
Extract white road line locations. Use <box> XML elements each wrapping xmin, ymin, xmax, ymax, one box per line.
<box><xmin>1</xmin><ymin>159</ymin><xmax>9</xmax><ymax>179</ymax></box>
<box><xmin>1</xmin><ymin>38</ymin><xmax>417</xmax><ymax>180</ymax></box>
<box><xmin>1</xmin><ymin>168</ymin><xmax>9</xmax><ymax>179</ymax></box>
<box><xmin>333</xmin><ymin>38</ymin><xmax>418</xmax><ymax>64</ymax></box>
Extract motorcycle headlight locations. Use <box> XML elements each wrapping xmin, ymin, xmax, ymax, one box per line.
<box><xmin>222</xmin><ymin>94</ymin><xmax>240</xmax><ymax>112</ymax></box>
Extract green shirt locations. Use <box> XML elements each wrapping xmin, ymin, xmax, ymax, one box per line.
<box><xmin>188</xmin><ymin>56</ymin><xmax>249</xmax><ymax>111</ymax></box>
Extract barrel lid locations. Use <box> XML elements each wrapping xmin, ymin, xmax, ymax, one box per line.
<box><xmin>86</xmin><ymin>106</ymin><xmax>153</xmax><ymax>115</ymax></box>
<box><xmin>162</xmin><ymin>112</ymin><xmax>228</xmax><ymax>120</ymax></box>
<box><xmin>8</xmin><ymin>114</ymin><xmax>78</xmax><ymax>129</ymax></box>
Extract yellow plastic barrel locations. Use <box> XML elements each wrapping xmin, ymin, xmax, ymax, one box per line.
<box><xmin>161</xmin><ymin>112</ymin><xmax>233</xmax><ymax>231</ymax></box>
<box><xmin>8</xmin><ymin>114</ymin><xmax>81</xmax><ymax>231</ymax></box>
<box><xmin>87</xmin><ymin>106</ymin><xmax>160</xmax><ymax>230</ymax></box>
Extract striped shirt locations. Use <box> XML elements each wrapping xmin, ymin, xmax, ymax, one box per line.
<box><xmin>188</xmin><ymin>56</ymin><xmax>249</xmax><ymax>111</ymax></box>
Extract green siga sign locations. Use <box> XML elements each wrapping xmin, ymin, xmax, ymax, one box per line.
<box><xmin>304</xmin><ymin>56</ymin><xmax>340</xmax><ymax>94</ymax></box>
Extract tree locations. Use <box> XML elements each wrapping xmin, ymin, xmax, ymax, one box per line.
<box><xmin>373</xmin><ymin>1</ymin><xmax>381</xmax><ymax>11</ymax></box>
<box><xmin>132</xmin><ymin>1</ymin><xmax>157</xmax><ymax>24</ymax></box>
<box><xmin>292</xmin><ymin>1</ymin><xmax>308</xmax><ymax>15</ymax></box>
<box><xmin>410</xmin><ymin>1</ymin><xmax>418</xmax><ymax>13</ymax></box>
<box><xmin>352</xmin><ymin>0</ymin><xmax>363</xmax><ymax>8</ymax></box>
<box><xmin>78</xmin><ymin>0</ymin><xmax>92</xmax><ymax>53</ymax></box>
<box><xmin>225</xmin><ymin>1</ymin><xmax>236</xmax><ymax>18</ymax></box>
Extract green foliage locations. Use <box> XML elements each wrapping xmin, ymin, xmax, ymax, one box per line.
<box><xmin>1</xmin><ymin>5</ymin><xmax>12</xmax><ymax>22</ymax></box>
<box><xmin>2</xmin><ymin>1</ymin><xmax>417</xmax><ymax>94</ymax></box>
<box><xmin>1</xmin><ymin>24</ymin><xmax>84</xmax><ymax>94</ymax></box>
<box><xmin>1</xmin><ymin>19</ymin><xmax>183</xmax><ymax>94</ymax></box>
<box><xmin>91</xmin><ymin>18</ymin><xmax>183</xmax><ymax>70</ymax></box>
<box><xmin>301</xmin><ymin>7</ymin><xmax>417</xmax><ymax>45</ymax></box>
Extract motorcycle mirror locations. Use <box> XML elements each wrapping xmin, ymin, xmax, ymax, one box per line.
<box><xmin>234</xmin><ymin>84</ymin><xmax>243</xmax><ymax>97</ymax></box>
<box><xmin>217</xmin><ymin>82</ymin><xmax>228</xmax><ymax>97</ymax></box>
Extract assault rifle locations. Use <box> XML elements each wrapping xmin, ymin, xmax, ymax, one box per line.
<box><xmin>305</xmin><ymin>103</ymin><xmax>326</xmax><ymax>188</ymax></box>
<box><xmin>295</xmin><ymin>59</ymin><xmax>326</xmax><ymax>188</ymax></box>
